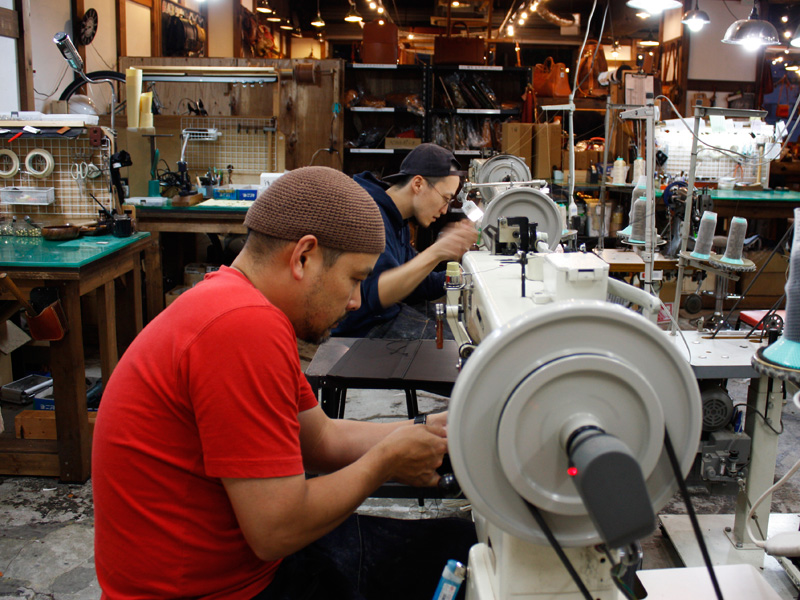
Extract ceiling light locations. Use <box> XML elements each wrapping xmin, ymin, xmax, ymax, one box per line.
<box><xmin>344</xmin><ymin>1</ymin><xmax>363</xmax><ymax>23</ymax></box>
<box><xmin>626</xmin><ymin>0</ymin><xmax>682</xmax><ymax>15</ymax></box>
<box><xmin>452</xmin><ymin>1</ymin><xmax>460</xmax><ymax>6</ymax></box>
<box><xmin>681</xmin><ymin>1</ymin><xmax>710</xmax><ymax>33</ymax></box>
<box><xmin>518</xmin><ymin>18</ymin><xmax>524</xmax><ymax>25</ymax></box>
<box><xmin>636</xmin><ymin>11</ymin><xmax>651</xmax><ymax>19</ymax></box>
<box><xmin>377</xmin><ymin>5</ymin><xmax>384</xmax><ymax>13</ymax></box>
<box><xmin>782</xmin><ymin>16</ymin><xmax>789</xmax><ymax>24</ymax></box>
<box><xmin>369</xmin><ymin>1</ymin><xmax>376</xmax><ymax>8</ymax></box>
<box><xmin>408</xmin><ymin>33</ymin><xmax>415</xmax><ymax>39</ymax></box>
<box><xmin>530</xmin><ymin>1</ymin><xmax>538</xmax><ymax>10</ymax></box>
<box><xmin>639</xmin><ymin>32</ymin><xmax>660</xmax><ymax>47</ymax></box>
<box><xmin>378</xmin><ymin>18</ymin><xmax>384</xmax><ymax>25</ymax></box>
<box><xmin>793</xmin><ymin>24</ymin><xmax>800</xmax><ymax>47</ymax></box>
<box><xmin>311</xmin><ymin>12</ymin><xmax>325</xmax><ymax>27</ymax></box>
<box><xmin>255</xmin><ymin>0</ymin><xmax>273</xmax><ymax>14</ymax></box>
<box><xmin>507</xmin><ymin>24</ymin><xmax>514</xmax><ymax>36</ymax></box>
<box><xmin>267</xmin><ymin>14</ymin><xmax>281</xmax><ymax>22</ymax></box>
<box><xmin>788</xmin><ymin>65</ymin><xmax>800</xmax><ymax>71</ymax></box>
<box><xmin>521</xmin><ymin>11</ymin><xmax>528</xmax><ymax>19</ymax></box>
<box><xmin>280</xmin><ymin>19</ymin><xmax>293</xmax><ymax>30</ymax></box>
<box><xmin>722</xmin><ymin>2</ymin><xmax>780</xmax><ymax>49</ymax></box>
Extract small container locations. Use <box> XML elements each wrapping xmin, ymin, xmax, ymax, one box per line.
<box><xmin>0</xmin><ymin>187</ymin><xmax>55</xmax><ymax>206</ymax></box>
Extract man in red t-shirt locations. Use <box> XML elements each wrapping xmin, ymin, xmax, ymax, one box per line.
<box><xmin>92</xmin><ymin>166</ymin><xmax>474</xmax><ymax>600</ymax></box>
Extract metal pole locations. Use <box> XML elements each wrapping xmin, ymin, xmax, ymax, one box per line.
<box><xmin>598</xmin><ymin>96</ymin><xmax>612</xmax><ymax>250</ymax></box>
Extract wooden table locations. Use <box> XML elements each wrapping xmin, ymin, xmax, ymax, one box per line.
<box><xmin>0</xmin><ymin>232</ymin><xmax>155</xmax><ymax>482</ymax></box>
<box><xmin>708</xmin><ymin>189</ymin><xmax>800</xmax><ymax>220</ymax></box>
<box><xmin>133</xmin><ymin>203</ymin><xmax>247</xmax><ymax>319</ymax></box>
<box><xmin>594</xmin><ymin>248</ymin><xmax>677</xmax><ymax>273</ymax></box>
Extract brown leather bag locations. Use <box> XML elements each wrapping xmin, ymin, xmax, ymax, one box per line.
<box><xmin>534</xmin><ymin>57</ymin><xmax>571</xmax><ymax>97</ymax></box>
<box><xmin>577</xmin><ymin>41</ymin><xmax>609</xmax><ymax>98</ymax></box>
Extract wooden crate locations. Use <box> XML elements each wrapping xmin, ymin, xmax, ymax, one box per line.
<box><xmin>15</xmin><ymin>410</ymin><xmax>97</xmax><ymax>440</ymax></box>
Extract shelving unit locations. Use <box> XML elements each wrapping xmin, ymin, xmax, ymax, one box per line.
<box><xmin>343</xmin><ymin>64</ymin><xmax>427</xmax><ymax>176</ymax></box>
<box><xmin>342</xmin><ymin>63</ymin><xmax>531</xmax><ymax>176</ymax></box>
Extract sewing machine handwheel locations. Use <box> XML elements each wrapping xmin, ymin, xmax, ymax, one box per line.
<box><xmin>437</xmin><ymin>472</ymin><xmax>462</xmax><ymax>498</ymax></box>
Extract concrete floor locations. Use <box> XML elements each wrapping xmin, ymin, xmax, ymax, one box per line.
<box><xmin>2</xmin><ymin>379</ymin><xmax>800</xmax><ymax>598</ymax></box>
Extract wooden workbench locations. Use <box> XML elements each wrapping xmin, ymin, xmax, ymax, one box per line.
<box><xmin>0</xmin><ymin>232</ymin><xmax>154</xmax><ymax>482</ymax></box>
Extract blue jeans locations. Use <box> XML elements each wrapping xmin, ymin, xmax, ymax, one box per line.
<box><xmin>251</xmin><ymin>514</ymin><xmax>476</xmax><ymax>600</ymax></box>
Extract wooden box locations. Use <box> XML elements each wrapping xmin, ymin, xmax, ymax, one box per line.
<box><xmin>385</xmin><ymin>137</ymin><xmax>422</xmax><ymax>149</ymax></box>
<box><xmin>433</xmin><ymin>36</ymin><xmax>485</xmax><ymax>65</ymax></box>
<box><xmin>15</xmin><ymin>410</ymin><xmax>97</xmax><ymax>440</ymax></box>
<box><xmin>533</xmin><ymin>123</ymin><xmax>562</xmax><ymax>179</ymax></box>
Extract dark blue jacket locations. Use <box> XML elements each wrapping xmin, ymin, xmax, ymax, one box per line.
<box><xmin>332</xmin><ymin>172</ymin><xmax>446</xmax><ymax>337</ymax></box>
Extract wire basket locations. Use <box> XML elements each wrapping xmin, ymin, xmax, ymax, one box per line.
<box><xmin>182</xmin><ymin>128</ymin><xmax>222</xmax><ymax>142</ymax></box>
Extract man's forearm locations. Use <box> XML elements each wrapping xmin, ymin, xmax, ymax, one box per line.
<box><xmin>376</xmin><ymin>248</ymin><xmax>443</xmax><ymax>308</ymax></box>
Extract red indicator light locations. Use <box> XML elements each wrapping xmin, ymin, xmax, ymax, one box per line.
<box><xmin>567</xmin><ymin>467</ymin><xmax>578</xmax><ymax>477</ymax></box>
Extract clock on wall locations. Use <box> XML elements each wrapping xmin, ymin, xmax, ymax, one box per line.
<box><xmin>79</xmin><ymin>8</ymin><xmax>98</xmax><ymax>46</ymax></box>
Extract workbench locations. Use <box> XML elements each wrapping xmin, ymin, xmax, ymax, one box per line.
<box><xmin>133</xmin><ymin>203</ymin><xmax>247</xmax><ymax>319</ymax></box>
<box><xmin>0</xmin><ymin>232</ymin><xmax>155</xmax><ymax>482</ymax></box>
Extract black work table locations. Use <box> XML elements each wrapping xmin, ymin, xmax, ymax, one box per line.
<box><xmin>305</xmin><ymin>337</ymin><xmax>460</xmax><ymax>420</ymax></box>
<box><xmin>305</xmin><ymin>337</ymin><xmax>461</xmax><ymax>500</ymax></box>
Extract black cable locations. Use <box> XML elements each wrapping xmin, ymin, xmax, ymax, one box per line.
<box><xmin>744</xmin><ymin>293</ymin><xmax>786</xmax><ymax>339</ymax></box>
<box><xmin>524</xmin><ymin>501</ymin><xmax>594</xmax><ymax>600</ymax></box>
<box><xmin>663</xmin><ymin>429</ymin><xmax>725</xmax><ymax>600</ymax></box>
<box><xmin>575</xmin><ymin>1</ymin><xmax>609</xmax><ymax>93</ymax></box>
<box><xmin>740</xmin><ymin>403</ymin><xmax>784</xmax><ymax>435</ymax></box>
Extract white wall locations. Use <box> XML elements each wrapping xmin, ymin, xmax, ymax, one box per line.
<box><xmin>84</xmin><ymin>0</ymin><xmax>119</xmax><ymax>113</ymax></box>
<box><xmin>291</xmin><ymin>38</ymin><xmax>321</xmax><ymax>59</ymax></box>
<box><xmin>688</xmin><ymin>0</ymin><xmax>757</xmax><ymax>82</ymax></box>
<box><xmin>662</xmin><ymin>6</ymin><xmax>683</xmax><ymax>42</ymax></box>
<box><xmin>30</xmin><ymin>0</ymin><xmax>73</xmax><ymax>112</ymax></box>
<box><xmin>208</xmin><ymin>0</ymin><xmax>233</xmax><ymax>57</ymax></box>
<box><xmin>125</xmin><ymin>0</ymin><xmax>151</xmax><ymax>57</ymax></box>
<box><xmin>0</xmin><ymin>0</ymin><xmax>19</xmax><ymax>113</ymax></box>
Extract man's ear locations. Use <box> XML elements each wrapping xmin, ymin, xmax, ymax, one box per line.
<box><xmin>289</xmin><ymin>235</ymin><xmax>319</xmax><ymax>281</ymax></box>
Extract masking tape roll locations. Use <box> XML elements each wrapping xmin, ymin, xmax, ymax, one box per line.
<box><xmin>0</xmin><ymin>149</ymin><xmax>20</xmax><ymax>179</ymax></box>
<box><xmin>25</xmin><ymin>149</ymin><xmax>55</xmax><ymax>178</ymax></box>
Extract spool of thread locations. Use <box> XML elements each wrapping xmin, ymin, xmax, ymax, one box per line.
<box><xmin>632</xmin><ymin>157</ymin><xmax>645</xmax><ymax>183</ymax></box>
<box><xmin>760</xmin><ymin>207</ymin><xmax>800</xmax><ymax>369</ymax></box>
<box><xmin>612</xmin><ymin>157</ymin><xmax>627</xmax><ymax>185</ymax></box>
<box><xmin>721</xmin><ymin>217</ymin><xmax>747</xmax><ymax>265</ymax></box>
<box><xmin>126</xmin><ymin>68</ymin><xmax>143</xmax><ymax>129</ymax></box>
<box><xmin>139</xmin><ymin>92</ymin><xmax>153</xmax><ymax>129</ymax></box>
<box><xmin>691</xmin><ymin>211</ymin><xmax>717</xmax><ymax>259</ymax></box>
<box><xmin>629</xmin><ymin>198</ymin><xmax>647</xmax><ymax>243</ymax></box>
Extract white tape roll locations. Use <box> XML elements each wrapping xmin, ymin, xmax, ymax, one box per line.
<box><xmin>0</xmin><ymin>149</ymin><xmax>19</xmax><ymax>178</ymax></box>
<box><xmin>25</xmin><ymin>149</ymin><xmax>55</xmax><ymax>178</ymax></box>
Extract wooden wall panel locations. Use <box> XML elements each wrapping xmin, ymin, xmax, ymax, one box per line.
<box><xmin>119</xmin><ymin>57</ymin><xmax>344</xmax><ymax>170</ymax></box>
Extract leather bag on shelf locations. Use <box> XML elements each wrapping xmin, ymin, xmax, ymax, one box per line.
<box><xmin>576</xmin><ymin>40</ymin><xmax>608</xmax><ymax>98</ymax></box>
<box><xmin>534</xmin><ymin>57</ymin><xmax>571</xmax><ymax>97</ymax></box>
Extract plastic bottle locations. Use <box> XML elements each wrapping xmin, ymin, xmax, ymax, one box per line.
<box><xmin>432</xmin><ymin>560</ymin><xmax>466</xmax><ymax>600</ymax></box>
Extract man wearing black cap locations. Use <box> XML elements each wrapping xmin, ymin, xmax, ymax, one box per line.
<box><xmin>334</xmin><ymin>143</ymin><xmax>478</xmax><ymax>339</ymax></box>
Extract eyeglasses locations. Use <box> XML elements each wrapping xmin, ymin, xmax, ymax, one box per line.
<box><xmin>425</xmin><ymin>179</ymin><xmax>457</xmax><ymax>209</ymax></box>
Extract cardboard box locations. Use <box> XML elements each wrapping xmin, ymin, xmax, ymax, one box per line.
<box><xmin>385</xmin><ymin>137</ymin><xmax>422</xmax><ymax>149</ymax></box>
<box><xmin>15</xmin><ymin>410</ymin><xmax>97</xmax><ymax>440</ymax></box>
<box><xmin>563</xmin><ymin>170</ymin><xmax>589</xmax><ymax>184</ymax></box>
<box><xmin>739</xmin><ymin>251</ymin><xmax>789</xmax><ymax>297</ymax></box>
<box><xmin>184</xmin><ymin>263</ymin><xmax>209</xmax><ymax>287</ymax></box>
<box><xmin>165</xmin><ymin>285</ymin><xmax>190</xmax><ymax>306</ymax></box>
<box><xmin>533</xmin><ymin>123</ymin><xmax>562</xmax><ymax>179</ymax></box>
<box><xmin>563</xmin><ymin>149</ymin><xmax>602</xmax><ymax>170</ymax></box>
<box><xmin>500</xmin><ymin>123</ymin><xmax>534</xmax><ymax>170</ymax></box>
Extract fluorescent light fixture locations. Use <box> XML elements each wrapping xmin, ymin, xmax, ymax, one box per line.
<box><xmin>722</xmin><ymin>3</ymin><xmax>780</xmax><ymax>49</ymax></box>
<box><xmin>626</xmin><ymin>0</ymin><xmax>681</xmax><ymax>15</ymax></box>
<box><xmin>344</xmin><ymin>1</ymin><xmax>363</xmax><ymax>22</ymax></box>
<box><xmin>682</xmin><ymin>1</ymin><xmax>710</xmax><ymax>33</ymax></box>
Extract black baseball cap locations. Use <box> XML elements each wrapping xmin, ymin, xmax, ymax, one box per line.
<box><xmin>383</xmin><ymin>143</ymin><xmax>463</xmax><ymax>184</ymax></box>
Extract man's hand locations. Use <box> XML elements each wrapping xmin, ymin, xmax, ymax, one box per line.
<box><xmin>430</xmin><ymin>221</ymin><xmax>479</xmax><ymax>262</ymax></box>
<box><xmin>376</xmin><ymin>424</ymin><xmax>448</xmax><ymax>487</ymax></box>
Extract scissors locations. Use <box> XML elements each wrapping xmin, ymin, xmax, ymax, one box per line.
<box><xmin>70</xmin><ymin>161</ymin><xmax>90</xmax><ymax>180</ymax></box>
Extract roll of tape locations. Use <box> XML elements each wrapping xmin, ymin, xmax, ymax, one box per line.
<box><xmin>25</xmin><ymin>149</ymin><xmax>55</xmax><ymax>178</ymax></box>
<box><xmin>0</xmin><ymin>149</ymin><xmax>20</xmax><ymax>178</ymax></box>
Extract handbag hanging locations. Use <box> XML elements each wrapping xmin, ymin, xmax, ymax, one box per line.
<box><xmin>549</xmin><ymin>61</ymin><xmax>571</xmax><ymax>97</ymax></box>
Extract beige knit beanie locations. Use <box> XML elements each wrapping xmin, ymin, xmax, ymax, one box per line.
<box><xmin>244</xmin><ymin>166</ymin><xmax>385</xmax><ymax>254</ymax></box>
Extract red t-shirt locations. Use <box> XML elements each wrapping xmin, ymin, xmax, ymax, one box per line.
<box><xmin>92</xmin><ymin>266</ymin><xmax>318</xmax><ymax>599</ymax></box>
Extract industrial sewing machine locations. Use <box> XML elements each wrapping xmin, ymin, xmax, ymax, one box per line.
<box><xmin>440</xmin><ymin>162</ymin><xmax>785</xmax><ymax>598</ymax></box>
